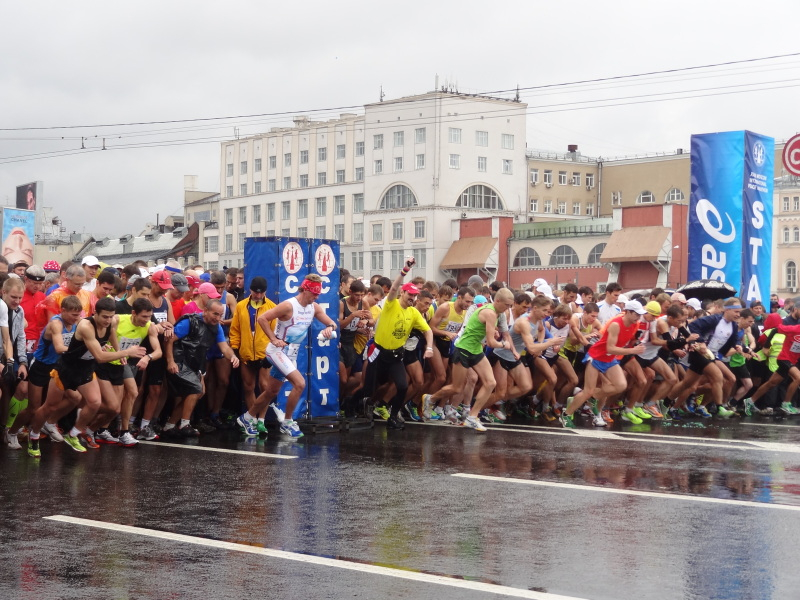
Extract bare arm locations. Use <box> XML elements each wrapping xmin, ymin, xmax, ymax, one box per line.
<box><xmin>79</xmin><ymin>321</ymin><xmax>146</xmax><ymax>363</ymax></box>
<box><xmin>605</xmin><ymin>322</ymin><xmax>644</xmax><ymax>356</ymax></box>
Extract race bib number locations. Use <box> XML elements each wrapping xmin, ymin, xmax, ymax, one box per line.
<box><xmin>119</xmin><ymin>336</ymin><xmax>141</xmax><ymax>350</ymax></box>
<box><xmin>790</xmin><ymin>338</ymin><xmax>800</xmax><ymax>354</ymax></box>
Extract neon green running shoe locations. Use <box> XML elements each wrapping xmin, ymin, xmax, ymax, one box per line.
<box><xmin>632</xmin><ymin>406</ymin><xmax>652</xmax><ymax>420</ymax></box>
<box><xmin>63</xmin><ymin>434</ymin><xmax>87</xmax><ymax>453</ymax></box>
<box><xmin>588</xmin><ymin>398</ymin><xmax>600</xmax><ymax>416</ymax></box>
<box><xmin>256</xmin><ymin>421</ymin><xmax>268</xmax><ymax>436</ymax></box>
<box><xmin>27</xmin><ymin>438</ymin><xmax>41</xmax><ymax>458</ymax></box>
<box><xmin>372</xmin><ymin>406</ymin><xmax>390</xmax><ymax>421</ymax></box>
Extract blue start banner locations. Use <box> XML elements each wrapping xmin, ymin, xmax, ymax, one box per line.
<box><xmin>244</xmin><ymin>237</ymin><xmax>340</xmax><ymax>419</ymax></box>
<box><xmin>689</xmin><ymin>130</ymin><xmax>774</xmax><ymax>305</ymax></box>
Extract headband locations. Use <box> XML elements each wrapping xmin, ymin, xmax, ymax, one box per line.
<box><xmin>725</xmin><ymin>303</ymin><xmax>743</xmax><ymax>310</ymax></box>
<box><xmin>300</xmin><ymin>279</ymin><xmax>322</xmax><ymax>295</ymax></box>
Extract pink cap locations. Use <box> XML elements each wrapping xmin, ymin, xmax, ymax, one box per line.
<box><xmin>198</xmin><ymin>282</ymin><xmax>221</xmax><ymax>298</ymax></box>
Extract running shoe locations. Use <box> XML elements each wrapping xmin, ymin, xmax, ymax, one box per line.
<box><xmin>421</xmin><ymin>394</ymin><xmax>434</xmax><ymax>419</ymax></box>
<box><xmin>373</xmin><ymin>405</ymin><xmax>390</xmax><ymax>421</ymax></box>
<box><xmin>178</xmin><ymin>424</ymin><xmax>200</xmax><ymax>437</ymax></box>
<box><xmin>236</xmin><ymin>414</ymin><xmax>258</xmax><ymax>437</ymax></box>
<box><xmin>643</xmin><ymin>403</ymin><xmax>663</xmax><ymax>419</ymax></box>
<box><xmin>543</xmin><ymin>407</ymin><xmax>557</xmax><ymax>422</ymax></box>
<box><xmin>6</xmin><ymin>431</ymin><xmax>21</xmax><ymax>450</ymax></box>
<box><xmin>430</xmin><ymin>406</ymin><xmax>445</xmax><ymax>421</ymax></box>
<box><xmin>658</xmin><ymin>399</ymin><xmax>671</xmax><ymax>420</ymax></box>
<box><xmin>780</xmin><ymin>402</ymin><xmax>795</xmax><ymax>416</ymax></box>
<box><xmin>742</xmin><ymin>398</ymin><xmax>756</xmax><ymax>417</ymax></box>
<box><xmin>269</xmin><ymin>402</ymin><xmax>286</xmax><ymax>423</ymax></box>
<box><xmin>790</xmin><ymin>405</ymin><xmax>800</xmax><ymax>415</ymax></box>
<box><xmin>463</xmin><ymin>416</ymin><xmax>487</xmax><ymax>432</ymax></box>
<box><xmin>601</xmin><ymin>409</ymin><xmax>614</xmax><ymax>424</ymax></box>
<box><xmin>197</xmin><ymin>420</ymin><xmax>216</xmax><ymax>434</ymax></box>
<box><xmin>552</xmin><ymin>404</ymin><xmax>563</xmax><ymax>416</ymax></box>
<box><xmin>41</xmin><ymin>421</ymin><xmax>64</xmax><ymax>442</ymax></box>
<box><xmin>716</xmin><ymin>405</ymin><xmax>735</xmax><ymax>419</ymax></box>
<box><xmin>280</xmin><ymin>420</ymin><xmax>305</xmax><ymax>438</ymax></box>
<box><xmin>444</xmin><ymin>405</ymin><xmax>460</xmax><ymax>424</ymax></box>
<box><xmin>668</xmin><ymin>408</ymin><xmax>683</xmax><ymax>420</ymax></box>
<box><xmin>588</xmin><ymin>398</ymin><xmax>600</xmax><ymax>416</ymax></box>
<box><xmin>95</xmin><ymin>430</ymin><xmax>120</xmax><ymax>445</ymax></box>
<box><xmin>580</xmin><ymin>405</ymin><xmax>594</xmax><ymax>417</ymax></box>
<box><xmin>760</xmin><ymin>407</ymin><xmax>774</xmax><ymax>416</ymax></box>
<box><xmin>492</xmin><ymin>405</ymin><xmax>507</xmax><ymax>421</ymax></box>
<box><xmin>632</xmin><ymin>406</ymin><xmax>652</xmax><ymax>420</ymax></box>
<box><xmin>27</xmin><ymin>438</ymin><xmax>41</xmax><ymax>458</ymax></box>
<box><xmin>457</xmin><ymin>403</ymin><xmax>472</xmax><ymax>420</ymax></box>
<box><xmin>118</xmin><ymin>431</ymin><xmax>139</xmax><ymax>447</ymax></box>
<box><xmin>484</xmin><ymin>412</ymin><xmax>503</xmax><ymax>424</ymax></box>
<box><xmin>515</xmin><ymin>404</ymin><xmax>534</xmax><ymax>419</ymax></box>
<box><xmin>592</xmin><ymin>414</ymin><xmax>607</xmax><ymax>427</ymax></box>
<box><xmin>256</xmin><ymin>421</ymin><xmax>269</xmax><ymax>436</ymax></box>
<box><xmin>386</xmin><ymin>416</ymin><xmax>405</xmax><ymax>430</ymax></box>
<box><xmin>695</xmin><ymin>406</ymin><xmax>713</xmax><ymax>418</ymax></box>
<box><xmin>209</xmin><ymin>415</ymin><xmax>228</xmax><ymax>429</ymax></box>
<box><xmin>405</xmin><ymin>401</ymin><xmax>423</xmax><ymax>422</ymax></box>
<box><xmin>559</xmin><ymin>412</ymin><xmax>576</xmax><ymax>429</ymax></box>
<box><xmin>621</xmin><ymin>410</ymin><xmax>643</xmax><ymax>425</ymax></box>
<box><xmin>63</xmin><ymin>434</ymin><xmax>87</xmax><ymax>453</ymax></box>
<box><xmin>138</xmin><ymin>425</ymin><xmax>159</xmax><ymax>441</ymax></box>
<box><xmin>79</xmin><ymin>433</ymin><xmax>100</xmax><ymax>449</ymax></box>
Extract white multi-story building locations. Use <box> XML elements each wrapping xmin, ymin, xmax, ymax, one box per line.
<box><xmin>200</xmin><ymin>90</ymin><xmax>527</xmax><ymax>281</ymax></box>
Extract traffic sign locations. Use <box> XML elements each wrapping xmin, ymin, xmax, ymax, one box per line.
<box><xmin>782</xmin><ymin>134</ymin><xmax>800</xmax><ymax>176</ymax></box>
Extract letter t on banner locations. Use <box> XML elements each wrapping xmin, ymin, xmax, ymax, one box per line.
<box><xmin>742</xmin><ymin>131</ymin><xmax>773</xmax><ymax>307</ymax></box>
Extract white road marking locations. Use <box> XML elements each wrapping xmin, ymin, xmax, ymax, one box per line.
<box><xmin>453</xmin><ymin>473</ymin><xmax>800</xmax><ymax>512</ymax></box>
<box><xmin>741</xmin><ymin>422</ymin><xmax>800</xmax><ymax>428</ymax></box>
<box><xmin>137</xmin><ymin>441</ymin><xmax>297</xmax><ymax>459</ymax></box>
<box><xmin>43</xmin><ymin>515</ymin><xmax>587</xmax><ymax>600</ymax></box>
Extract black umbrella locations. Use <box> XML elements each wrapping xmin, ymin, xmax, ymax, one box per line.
<box><xmin>676</xmin><ymin>279</ymin><xmax>737</xmax><ymax>301</ymax></box>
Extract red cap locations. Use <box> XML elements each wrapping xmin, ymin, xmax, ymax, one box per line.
<box><xmin>151</xmin><ymin>270</ymin><xmax>174</xmax><ymax>290</ymax></box>
<box><xmin>43</xmin><ymin>260</ymin><xmax>61</xmax><ymax>273</ymax></box>
<box><xmin>185</xmin><ymin>274</ymin><xmax>201</xmax><ymax>289</ymax></box>
<box><xmin>401</xmin><ymin>282</ymin><xmax>420</xmax><ymax>294</ymax></box>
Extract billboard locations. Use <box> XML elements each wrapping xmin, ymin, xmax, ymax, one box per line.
<box><xmin>1</xmin><ymin>208</ymin><xmax>35</xmax><ymax>267</ymax></box>
<box><xmin>16</xmin><ymin>181</ymin><xmax>41</xmax><ymax>212</ymax></box>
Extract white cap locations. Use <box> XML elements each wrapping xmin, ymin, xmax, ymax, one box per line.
<box><xmin>138</xmin><ymin>267</ymin><xmax>150</xmax><ymax>278</ymax></box>
<box><xmin>617</xmin><ymin>294</ymin><xmax>629</xmax><ymax>303</ymax></box>
<box><xmin>536</xmin><ymin>283</ymin><xmax>556</xmax><ymax>300</ymax></box>
<box><xmin>575</xmin><ymin>295</ymin><xmax>584</xmax><ymax>305</ymax></box>
<box><xmin>81</xmin><ymin>255</ymin><xmax>99</xmax><ymax>267</ymax></box>
<box><xmin>624</xmin><ymin>300</ymin><xmax>647</xmax><ymax>315</ymax></box>
<box><xmin>686</xmin><ymin>298</ymin><xmax>702</xmax><ymax>311</ymax></box>
<box><xmin>533</xmin><ymin>278</ymin><xmax>547</xmax><ymax>289</ymax></box>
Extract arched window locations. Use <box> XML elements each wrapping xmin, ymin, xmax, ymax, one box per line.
<box><xmin>785</xmin><ymin>227</ymin><xmax>791</xmax><ymax>244</ymax></box>
<box><xmin>637</xmin><ymin>190</ymin><xmax>655</xmax><ymax>204</ymax></box>
<box><xmin>456</xmin><ymin>184</ymin><xmax>504</xmax><ymax>210</ymax></box>
<box><xmin>588</xmin><ymin>243</ymin><xmax>606</xmax><ymax>264</ymax></box>
<box><xmin>513</xmin><ymin>247</ymin><xmax>541</xmax><ymax>267</ymax></box>
<box><xmin>665</xmin><ymin>188</ymin><xmax>684</xmax><ymax>203</ymax></box>
<box><xmin>380</xmin><ymin>184</ymin><xmax>418</xmax><ymax>210</ymax></box>
<box><xmin>787</xmin><ymin>261</ymin><xmax>797</xmax><ymax>289</ymax></box>
<box><xmin>794</xmin><ymin>227</ymin><xmax>799</xmax><ymax>243</ymax></box>
<box><xmin>549</xmin><ymin>245</ymin><xmax>579</xmax><ymax>266</ymax></box>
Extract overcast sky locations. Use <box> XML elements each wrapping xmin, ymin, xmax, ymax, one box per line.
<box><xmin>2</xmin><ymin>0</ymin><xmax>799</xmax><ymax>238</ymax></box>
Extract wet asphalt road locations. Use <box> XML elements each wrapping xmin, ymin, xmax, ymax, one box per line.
<box><xmin>3</xmin><ymin>414</ymin><xmax>800</xmax><ymax>600</ymax></box>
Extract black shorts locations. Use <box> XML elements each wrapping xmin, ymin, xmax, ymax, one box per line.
<box><xmin>339</xmin><ymin>343</ymin><xmax>358</xmax><ymax>369</ymax></box>
<box><xmin>497</xmin><ymin>356</ymin><xmax>522</xmax><ymax>372</ymax></box>
<box><xmin>167</xmin><ymin>363</ymin><xmax>203</xmax><ymax>397</ymax></box>
<box><xmin>776</xmin><ymin>359</ymin><xmax>797</xmax><ymax>378</ymax></box>
<box><xmin>749</xmin><ymin>359</ymin><xmax>772</xmax><ymax>381</ymax></box>
<box><xmin>96</xmin><ymin>362</ymin><xmax>125</xmax><ymax>386</ymax></box>
<box><xmin>403</xmin><ymin>346</ymin><xmax>422</xmax><ymax>366</ymax></box>
<box><xmin>728</xmin><ymin>363</ymin><xmax>751</xmax><ymax>380</ymax></box>
<box><xmin>147</xmin><ymin>356</ymin><xmax>166</xmax><ymax>386</ymax></box>
<box><xmin>434</xmin><ymin>336</ymin><xmax>453</xmax><ymax>359</ymax></box>
<box><xmin>635</xmin><ymin>355</ymin><xmax>659</xmax><ymax>369</ymax></box>
<box><xmin>688</xmin><ymin>351</ymin><xmax>715</xmax><ymax>375</ymax></box>
<box><xmin>28</xmin><ymin>359</ymin><xmax>56</xmax><ymax>388</ymax></box>
<box><xmin>452</xmin><ymin>346</ymin><xmax>485</xmax><ymax>369</ymax></box>
<box><xmin>544</xmin><ymin>353</ymin><xmax>559</xmax><ymax>366</ymax></box>
<box><xmin>56</xmin><ymin>363</ymin><xmax>95</xmax><ymax>391</ymax></box>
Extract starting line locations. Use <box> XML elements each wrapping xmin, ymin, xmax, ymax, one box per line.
<box><xmin>136</xmin><ymin>440</ymin><xmax>297</xmax><ymax>459</ymax></box>
<box><xmin>44</xmin><ymin>515</ymin><xmax>587</xmax><ymax>600</ymax></box>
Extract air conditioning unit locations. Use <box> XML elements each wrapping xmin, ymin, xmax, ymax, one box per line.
<box><xmin>586</xmin><ymin>185</ymin><xmax>594</xmax><ymax>191</ymax></box>
<box><xmin>531</xmin><ymin>181</ymin><xmax>537</xmax><ymax>187</ymax></box>
<box><xmin>545</xmin><ymin>183</ymin><xmax>553</xmax><ymax>188</ymax></box>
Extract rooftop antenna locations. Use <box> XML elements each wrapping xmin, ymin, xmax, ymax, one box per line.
<box><xmin>81</xmin><ymin>137</ymin><xmax>85</xmax><ymax>149</ymax></box>
<box><xmin>514</xmin><ymin>85</ymin><xmax>520</xmax><ymax>102</ymax></box>
<box><xmin>234</xmin><ymin>127</ymin><xmax>240</xmax><ymax>139</ymax></box>
<box><xmin>379</xmin><ymin>85</ymin><xmax>385</xmax><ymax>102</ymax></box>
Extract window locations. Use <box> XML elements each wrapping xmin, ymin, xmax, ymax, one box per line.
<box><xmin>666</xmin><ymin>188</ymin><xmax>685</xmax><ymax>203</ymax></box>
<box><xmin>204</xmin><ymin>236</ymin><xmax>219</xmax><ymax>253</ymax></box>
<box><xmin>253</xmin><ymin>205</ymin><xmax>261</xmax><ymax>223</ymax></box>
<box><xmin>268</xmin><ymin>179</ymin><xmax>276</xmax><ymax>192</ymax></box>
<box><xmin>549</xmin><ymin>245</ymin><xmax>579</xmax><ymax>266</ymax></box>
<box><xmin>355</xmin><ymin>141</ymin><xmax>364</xmax><ymax>156</ymax></box>
<box><xmin>371</xmin><ymin>251</ymin><xmax>384</xmax><ymax>272</ymax></box>
<box><xmin>394</xmin><ymin>131</ymin><xmax>404</xmax><ymax>146</ymax></box>
<box><xmin>374</xmin><ymin>160</ymin><xmax>383</xmax><ymax>174</ymax></box>
<box><xmin>449</xmin><ymin>154</ymin><xmax>460</xmax><ymax>169</ymax></box>
<box><xmin>637</xmin><ymin>190</ymin><xmax>655</xmax><ymax>204</ymax></box>
<box><xmin>336</xmin><ymin>144</ymin><xmax>346</xmax><ymax>159</ymax></box>
<box><xmin>269</xmin><ymin>156</ymin><xmax>276</xmax><ymax>169</ymax></box>
<box><xmin>380</xmin><ymin>185</ymin><xmax>418</xmax><ymax>209</ymax></box>
<box><xmin>281</xmin><ymin>201</ymin><xmax>290</xmax><ymax>220</ymax></box>
<box><xmin>334</xmin><ymin>224</ymin><xmax>344</xmax><ymax>242</ymax></box>
<box><xmin>558</xmin><ymin>201</ymin><xmax>566</xmax><ymax>214</ymax></box>
<box><xmin>226</xmin><ymin>163</ymin><xmax>233</xmax><ymax>177</ymax></box>
<box><xmin>317</xmin><ymin>172</ymin><xmax>327</xmax><ymax>186</ymax></box>
<box><xmin>334</xmin><ymin>195</ymin><xmax>345</xmax><ymax>215</ymax></box>
<box><xmin>297</xmin><ymin>150</ymin><xmax>307</xmax><ymax>165</ymax></box>
<box><xmin>473</xmin><ymin>156</ymin><xmax>485</xmax><ymax>172</ymax></box>
<box><xmin>299</xmin><ymin>174</ymin><xmax>308</xmax><ymax>188</ymax></box>
<box><xmin>238</xmin><ymin>206</ymin><xmax>247</xmax><ymax>224</ymax></box>
<box><xmin>530</xmin><ymin>197</ymin><xmax>538</xmax><ymax>212</ymax></box>
<box><xmin>530</xmin><ymin>169</ymin><xmax>539</xmax><ymax>185</ymax></box>
<box><xmin>355</xmin><ymin>167</ymin><xmax>364</xmax><ymax>181</ymax></box>
<box><xmin>456</xmin><ymin>184</ymin><xmax>503</xmax><ymax>210</ymax></box>
<box><xmin>394</xmin><ymin>157</ymin><xmax>403</xmax><ymax>172</ymax></box>
<box><xmin>543</xmin><ymin>170</ymin><xmax>553</xmax><ymax>185</ymax></box>
<box><xmin>240</xmin><ymin>160</ymin><xmax>247</xmax><ymax>175</ymax></box>
<box><xmin>475</xmin><ymin>130</ymin><xmax>488</xmax><ymax>146</ymax></box>
<box><xmin>416</xmin><ymin>154</ymin><xmax>425</xmax><ymax>169</ymax></box>
<box><xmin>784</xmin><ymin>227</ymin><xmax>790</xmax><ymax>243</ymax></box>
<box><xmin>588</xmin><ymin>243</ymin><xmax>606</xmax><ymax>264</ymax></box>
<box><xmin>297</xmin><ymin>226</ymin><xmax>308</xmax><ymax>238</ymax></box>
<box><xmin>573</xmin><ymin>202</ymin><xmax>581</xmax><ymax>215</ymax></box>
<box><xmin>254</xmin><ymin>181</ymin><xmax>262</xmax><ymax>194</ymax></box>
<box><xmin>788</xmin><ymin>261</ymin><xmax>798</xmax><ymax>289</ymax></box>
<box><xmin>392</xmin><ymin>222</ymin><xmax>403</xmax><ymax>240</ymax></box>
<box><xmin>502</xmin><ymin>159</ymin><xmax>513</xmax><ymax>174</ymax></box>
<box><xmin>353</xmin><ymin>222</ymin><xmax>363</xmax><ymax>242</ymax></box>
<box><xmin>374</xmin><ymin>134</ymin><xmax>383</xmax><ymax>149</ymax></box>
<box><xmin>412</xmin><ymin>248</ymin><xmax>427</xmax><ymax>269</ymax></box>
<box><xmin>226</xmin><ymin>185</ymin><xmax>233</xmax><ymax>197</ymax></box>
<box><xmin>415</xmin><ymin>128</ymin><xmax>426</xmax><ymax>144</ymax></box>
<box><xmin>372</xmin><ymin>223</ymin><xmax>383</xmax><ymax>242</ymax></box>
<box><xmin>224</xmin><ymin>234</ymin><xmax>233</xmax><ymax>251</ymax></box>
<box><xmin>281</xmin><ymin>228</ymin><xmax>290</xmax><ymax>237</ymax></box>
<box><xmin>207</xmin><ymin>261</ymin><xmax>219</xmax><ymax>271</ymax></box>
<box><xmin>263</xmin><ymin>230</ymin><xmax>271</xmax><ymax>237</ymax></box>
<box><xmin>391</xmin><ymin>250</ymin><xmax>404</xmax><ymax>270</ymax></box>
<box><xmin>784</xmin><ymin>197</ymin><xmax>790</xmax><ymax>212</ymax></box>
<box><xmin>544</xmin><ymin>200</ymin><xmax>552</xmax><ymax>213</ymax></box>
<box><xmin>612</xmin><ymin>192</ymin><xmax>622</xmax><ymax>205</ymax></box>
<box><xmin>558</xmin><ymin>171</ymin><xmax>567</xmax><ymax>185</ymax></box>
<box><xmin>316</xmin><ymin>197</ymin><xmax>327</xmax><ymax>217</ymax></box>
<box><xmin>586</xmin><ymin>173</ymin><xmax>595</xmax><ymax>188</ymax></box>
<box><xmin>586</xmin><ymin>204</ymin><xmax>594</xmax><ymax>216</ymax></box>
<box><xmin>240</xmin><ymin>183</ymin><xmax>247</xmax><ymax>195</ymax></box>
<box><xmin>414</xmin><ymin>220</ymin><xmax>425</xmax><ymax>239</ymax></box>
<box><xmin>254</xmin><ymin>158</ymin><xmax>262</xmax><ymax>172</ymax></box>
<box><xmin>239</xmin><ymin>233</ymin><xmax>246</xmax><ymax>250</ymax></box>
<box><xmin>284</xmin><ymin>153</ymin><xmax>291</xmax><ymax>167</ymax></box>
<box><xmin>316</xmin><ymin>225</ymin><xmax>326</xmax><ymax>238</ymax></box>
<box><xmin>283</xmin><ymin>176</ymin><xmax>291</xmax><ymax>190</ymax></box>
<box><xmin>267</xmin><ymin>203</ymin><xmax>275</xmax><ymax>222</ymax></box>
<box><xmin>795</xmin><ymin>197</ymin><xmax>800</xmax><ymax>212</ymax></box>
<box><xmin>318</xmin><ymin>147</ymin><xmax>327</xmax><ymax>162</ymax></box>
<box><xmin>336</xmin><ymin>169</ymin><xmax>345</xmax><ymax>183</ymax></box>
<box><xmin>501</xmin><ymin>134</ymin><xmax>514</xmax><ymax>149</ymax></box>
<box><xmin>571</xmin><ymin>172</ymin><xmax>581</xmax><ymax>186</ymax></box>
<box><xmin>352</xmin><ymin>251</ymin><xmax>364</xmax><ymax>272</ymax></box>
<box><xmin>513</xmin><ymin>247</ymin><xmax>541</xmax><ymax>267</ymax></box>
<box><xmin>353</xmin><ymin>193</ymin><xmax>364</xmax><ymax>213</ymax></box>
<box><xmin>224</xmin><ymin>208</ymin><xmax>233</xmax><ymax>226</ymax></box>
<box><xmin>449</xmin><ymin>128</ymin><xmax>461</xmax><ymax>143</ymax></box>
<box><xmin>298</xmin><ymin>199</ymin><xmax>308</xmax><ymax>219</ymax></box>
<box><xmin>794</xmin><ymin>226</ymin><xmax>799</xmax><ymax>243</ymax></box>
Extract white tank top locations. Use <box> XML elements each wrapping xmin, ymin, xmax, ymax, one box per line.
<box><xmin>274</xmin><ymin>297</ymin><xmax>315</xmax><ymax>345</ymax></box>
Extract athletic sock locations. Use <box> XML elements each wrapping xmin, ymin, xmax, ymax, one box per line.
<box><xmin>163</xmin><ymin>423</ymin><xmax>175</xmax><ymax>431</ymax></box>
<box><xmin>179</xmin><ymin>419</ymin><xmax>190</xmax><ymax>429</ymax></box>
<box><xmin>69</xmin><ymin>427</ymin><xmax>81</xmax><ymax>437</ymax></box>
<box><xmin>258</xmin><ymin>418</ymin><xmax>265</xmax><ymax>424</ymax></box>
<box><xmin>140</xmin><ymin>419</ymin><xmax>150</xmax><ymax>428</ymax></box>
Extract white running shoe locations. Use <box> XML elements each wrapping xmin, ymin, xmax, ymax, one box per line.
<box><xmin>592</xmin><ymin>414</ymin><xmax>607</xmax><ymax>427</ymax></box>
<box><xmin>118</xmin><ymin>431</ymin><xmax>139</xmax><ymax>447</ymax></box>
<box><xmin>463</xmin><ymin>416</ymin><xmax>487</xmax><ymax>432</ymax></box>
<box><xmin>41</xmin><ymin>422</ymin><xmax>64</xmax><ymax>442</ymax></box>
<box><xmin>6</xmin><ymin>431</ymin><xmax>21</xmax><ymax>450</ymax></box>
<box><xmin>444</xmin><ymin>405</ymin><xmax>460</xmax><ymax>424</ymax></box>
<box><xmin>421</xmin><ymin>394</ymin><xmax>434</xmax><ymax>419</ymax></box>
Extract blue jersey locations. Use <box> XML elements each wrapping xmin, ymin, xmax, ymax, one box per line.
<box><xmin>33</xmin><ymin>316</ymin><xmax>77</xmax><ymax>365</ymax></box>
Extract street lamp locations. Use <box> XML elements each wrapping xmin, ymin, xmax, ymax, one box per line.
<box><xmin>673</xmin><ymin>245</ymin><xmax>680</xmax><ymax>288</ymax></box>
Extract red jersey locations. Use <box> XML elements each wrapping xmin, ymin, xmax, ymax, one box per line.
<box><xmin>777</xmin><ymin>324</ymin><xmax>800</xmax><ymax>363</ymax></box>
<box><xmin>21</xmin><ymin>288</ymin><xmax>45</xmax><ymax>353</ymax></box>
<box><xmin>588</xmin><ymin>314</ymin><xmax>640</xmax><ymax>362</ymax></box>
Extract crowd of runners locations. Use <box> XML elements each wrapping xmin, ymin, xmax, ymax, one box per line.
<box><xmin>1</xmin><ymin>252</ymin><xmax>799</xmax><ymax>459</ymax></box>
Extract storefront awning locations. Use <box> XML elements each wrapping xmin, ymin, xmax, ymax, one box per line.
<box><xmin>439</xmin><ymin>236</ymin><xmax>497</xmax><ymax>269</ymax></box>
<box><xmin>600</xmin><ymin>226</ymin><xmax>670</xmax><ymax>262</ymax></box>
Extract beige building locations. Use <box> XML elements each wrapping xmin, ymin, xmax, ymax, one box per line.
<box><xmin>599</xmin><ymin>152</ymin><xmax>689</xmax><ymax>215</ymax></box>
<box><xmin>527</xmin><ymin>148</ymin><xmax>599</xmax><ymax>221</ymax></box>
<box><xmin>773</xmin><ymin>177</ymin><xmax>800</xmax><ymax>295</ymax></box>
